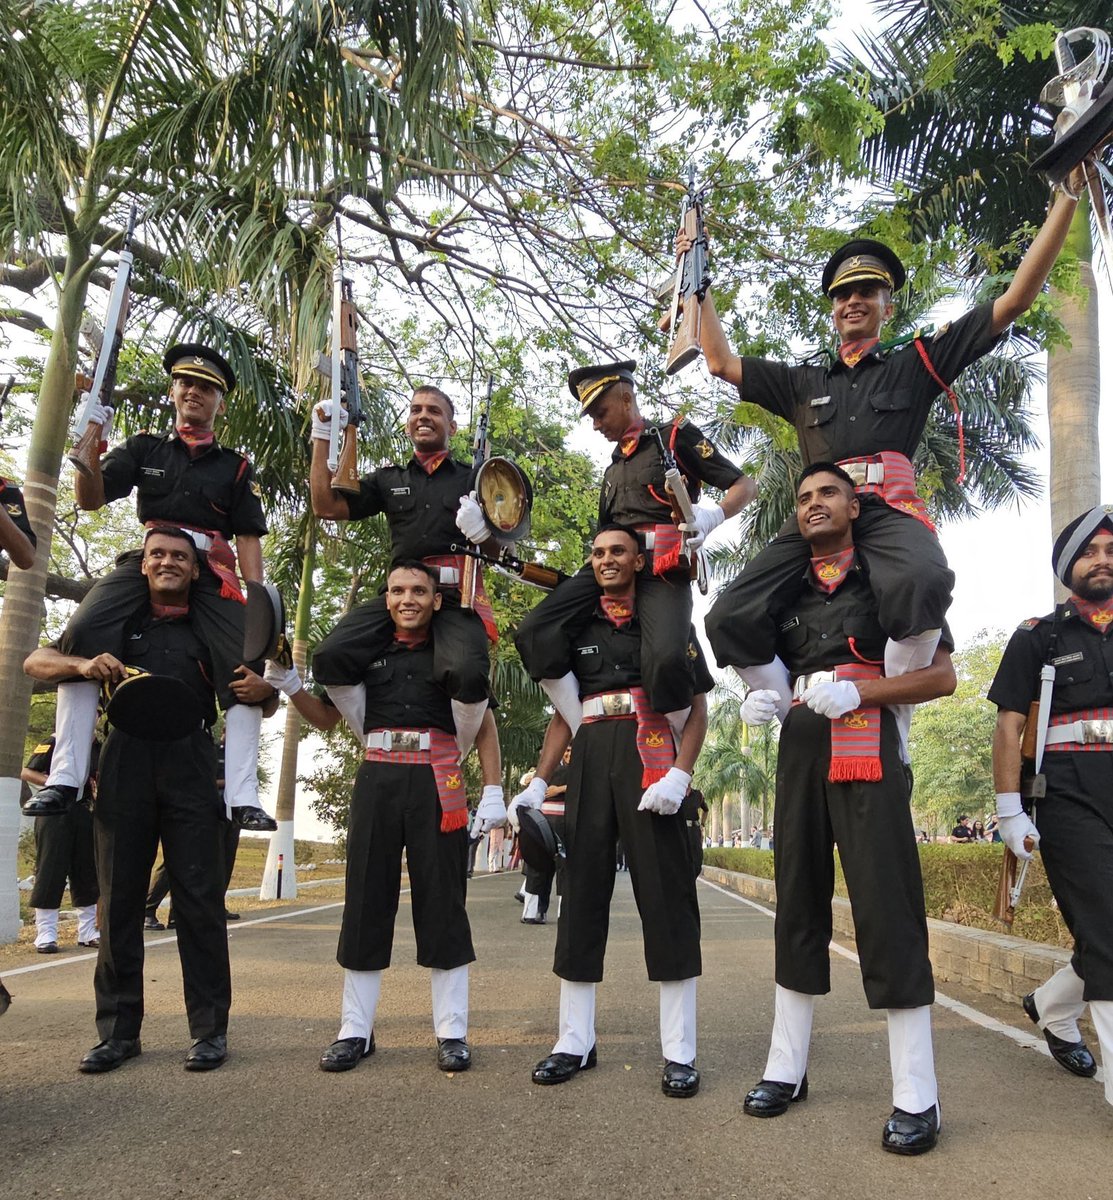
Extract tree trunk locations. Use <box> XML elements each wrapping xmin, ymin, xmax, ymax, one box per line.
<box><xmin>1047</xmin><ymin>200</ymin><xmax>1101</xmax><ymax>593</ymax></box>
<box><xmin>261</xmin><ymin>522</ymin><xmax>316</xmax><ymax>900</ymax></box>
<box><xmin>710</xmin><ymin>797</ymin><xmax>722</xmax><ymax>845</ymax></box>
<box><xmin>0</xmin><ymin>236</ymin><xmax>91</xmax><ymax>941</ymax></box>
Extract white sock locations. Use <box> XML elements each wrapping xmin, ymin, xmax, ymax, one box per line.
<box><xmin>431</xmin><ymin>965</ymin><xmax>469</xmax><ymax>1040</ymax></box>
<box><xmin>224</xmin><ymin>703</ymin><xmax>264</xmax><ymax>811</ymax></box>
<box><xmin>734</xmin><ymin>659</ymin><xmax>792</xmax><ymax>721</ymax></box>
<box><xmin>45</xmin><ymin>680</ymin><xmax>100</xmax><ymax>789</ymax></box>
<box><xmin>522</xmin><ymin>892</ymin><xmax>541</xmax><ymax>920</ymax></box>
<box><xmin>1089</xmin><ymin>1000</ymin><xmax>1113</xmax><ymax>1107</ymax></box>
<box><xmin>665</xmin><ymin>707</ymin><xmax>691</xmax><ymax>749</ymax></box>
<box><xmin>553</xmin><ymin>980</ymin><xmax>596</xmax><ymax>1062</ymax></box>
<box><xmin>76</xmin><ymin>904</ymin><xmax>99</xmax><ymax>943</ymax></box>
<box><xmin>34</xmin><ymin>908</ymin><xmax>59</xmax><ymax>948</ymax></box>
<box><xmin>451</xmin><ymin>700</ymin><xmax>486</xmax><ymax>757</ymax></box>
<box><xmin>325</xmin><ymin>683</ymin><xmax>367</xmax><ymax>744</ymax></box>
<box><xmin>762</xmin><ymin>985</ymin><xmax>814</xmax><ymax>1090</ymax></box>
<box><xmin>338</xmin><ymin>968</ymin><xmax>381</xmax><ymax>1051</ymax></box>
<box><xmin>540</xmin><ymin>673</ymin><xmax>582</xmax><ymax>736</ymax></box>
<box><xmin>659</xmin><ymin>977</ymin><xmax>697</xmax><ymax>1065</ymax></box>
<box><xmin>1033</xmin><ymin>964</ymin><xmax>1087</xmax><ymax>1042</ymax></box>
<box><xmin>884</xmin><ymin>629</ymin><xmax>941</xmax><ymax>678</ymax></box>
<box><xmin>887</xmin><ymin>1005</ymin><xmax>938</xmax><ymax>1115</ymax></box>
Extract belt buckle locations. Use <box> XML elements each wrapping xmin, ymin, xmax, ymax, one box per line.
<box><xmin>841</xmin><ymin>461</ymin><xmax>868</xmax><ymax>486</ymax></box>
<box><xmin>393</xmin><ymin>731</ymin><xmax>422</xmax><ymax>751</ymax></box>
<box><xmin>1083</xmin><ymin>720</ymin><xmax>1113</xmax><ymax>744</ymax></box>
<box><xmin>601</xmin><ymin>693</ymin><xmax>631</xmax><ymax>717</ymax></box>
<box><xmin>439</xmin><ymin>567</ymin><xmax>460</xmax><ymax>587</ymax></box>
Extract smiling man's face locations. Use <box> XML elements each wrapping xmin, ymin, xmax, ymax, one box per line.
<box><xmin>405</xmin><ymin>389</ymin><xmax>456</xmax><ymax>452</ymax></box>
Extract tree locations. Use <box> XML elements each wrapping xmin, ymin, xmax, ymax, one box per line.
<box><xmin>697</xmin><ymin>685</ymin><xmax>779</xmax><ymax>838</ymax></box>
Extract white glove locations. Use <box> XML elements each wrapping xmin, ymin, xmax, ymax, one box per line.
<box><xmin>455</xmin><ymin>491</ymin><xmax>488</xmax><ymax>543</ymax></box>
<box><xmin>264</xmin><ymin>660</ymin><xmax>303</xmax><ymax>697</ymax></box>
<box><xmin>802</xmin><ymin>680</ymin><xmax>861</xmax><ymax>719</ymax></box>
<box><xmin>507</xmin><ymin>776</ymin><xmax>547</xmax><ymax>832</ymax></box>
<box><xmin>83</xmin><ymin>402</ymin><xmax>114</xmax><ymax>431</ymax></box>
<box><xmin>475</xmin><ymin>784</ymin><xmax>507</xmax><ymax>833</ymax></box>
<box><xmin>637</xmin><ymin>767</ymin><xmax>691</xmax><ymax>816</ymax></box>
<box><xmin>995</xmin><ymin>791</ymin><xmax>1039</xmax><ymax>859</ymax></box>
<box><xmin>311</xmin><ymin>399</ymin><xmax>349</xmax><ymax>442</ymax></box>
<box><xmin>678</xmin><ymin>502</ymin><xmax>725</xmax><ymax>551</ymax></box>
<box><xmin>740</xmin><ymin>689</ymin><xmax>780</xmax><ymax>726</ymax></box>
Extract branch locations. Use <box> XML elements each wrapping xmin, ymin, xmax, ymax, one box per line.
<box><xmin>472</xmin><ymin>39</ymin><xmax>650</xmax><ymax>72</ymax></box>
<box><xmin>0</xmin><ymin>558</ymin><xmax>92</xmax><ymax>601</ymax></box>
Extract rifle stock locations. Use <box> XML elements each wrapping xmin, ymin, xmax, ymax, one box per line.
<box><xmin>331</xmin><ymin>423</ymin><xmax>360</xmax><ymax>494</ymax></box>
<box><xmin>993</xmin><ymin>846</ymin><xmax>1020</xmax><ymax>926</ymax></box>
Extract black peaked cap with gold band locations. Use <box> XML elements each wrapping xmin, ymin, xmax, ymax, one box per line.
<box><xmin>568</xmin><ymin>359</ymin><xmax>637</xmax><ymax>415</ymax></box>
<box><xmin>1053</xmin><ymin>504</ymin><xmax>1113</xmax><ymax>587</ymax></box>
<box><xmin>821</xmin><ymin>239</ymin><xmax>906</xmax><ymax>298</ymax></box>
<box><xmin>163</xmin><ymin>342</ymin><xmax>236</xmax><ymax>394</ymax></box>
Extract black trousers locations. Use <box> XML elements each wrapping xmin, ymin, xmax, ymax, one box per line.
<box><xmin>338</xmin><ymin>760</ymin><xmax>475</xmax><ymax>971</ymax></box>
<box><xmin>93</xmin><ymin>729</ymin><xmax>230</xmax><ymax>1041</ymax></box>
<box><xmin>705</xmin><ymin>497</ymin><xmax>953</xmax><ymax>668</ymax></box>
<box><xmin>554</xmin><ymin>718</ymin><xmax>701</xmax><ymax>983</ymax></box>
<box><xmin>1037</xmin><ymin>754</ymin><xmax>1113</xmax><ymax>1000</ymax></box>
<box><xmin>59</xmin><ymin>549</ymin><xmax>252</xmax><ymax>710</ymax></box>
<box><xmin>29</xmin><ymin>803</ymin><xmax>99</xmax><ymax>909</ymax></box>
<box><xmin>312</xmin><ymin>594</ymin><xmax>490</xmax><ymax>703</ymax></box>
<box><xmin>523</xmin><ymin>813</ymin><xmax>566</xmax><ymax>912</ymax></box>
<box><xmin>146</xmin><ymin>824</ymin><xmax>240</xmax><ymax>916</ymax></box>
<box><xmin>772</xmin><ymin>705</ymin><xmax>934</xmax><ymax>1008</ymax></box>
<box><xmin>514</xmin><ymin>563</ymin><xmax>696</xmax><ymax>713</ymax></box>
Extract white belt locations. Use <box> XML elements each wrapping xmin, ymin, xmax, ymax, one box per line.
<box><xmin>1045</xmin><ymin>720</ymin><xmax>1113</xmax><ymax>746</ymax></box>
<box><xmin>792</xmin><ymin>671</ymin><xmax>836</xmax><ymax>699</ymax></box>
<box><xmin>182</xmin><ymin>529</ymin><xmax>213</xmax><ymax>552</ymax></box>
<box><xmin>582</xmin><ymin>692</ymin><xmax>635</xmax><ymax>718</ymax></box>
<box><xmin>366</xmin><ymin>729</ymin><xmax>431</xmax><ymax>752</ymax></box>
<box><xmin>641</xmin><ymin>531</ymin><xmax>656</xmax><ymax>550</ymax></box>
<box><xmin>438</xmin><ymin>566</ymin><xmax>460</xmax><ymax>587</ymax></box>
<box><xmin>838</xmin><ymin>460</ymin><xmax>885</xmax><ymax>486</ymax></box>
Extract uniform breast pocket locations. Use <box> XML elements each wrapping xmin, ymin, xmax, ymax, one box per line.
<box><xmin>842</xmin><ymin>615</ymin><xmax>885</xmax><ymax>660</ymax></box>
<box><xmin>199</xmin><ymin>480</ymin><xmax>232</xmax><ymax>516</ymax></box>
<box><xmin>804</xmin><ymin>398</ymin><xmax>837</xmax><ymax>430</ymax></box>
<box><xmin>780</xmin><ymin>623</ymin><xmax>810</xmax><ymax>654</ymax></box>
<box><xmin>138</xmin><ymin>472</ymin><xmax>174</xmax><ymax>498</ymax></box>
<box><xmin>1054</xmin><ymin>658</ymin><xmax>1096</xmax><ymax>709</ymax></box>
<box><xmin>384</xmin><ymin>489</ymin><xmax>416</xmax><ymax>516</ymax></box>
<box><xmin>364</xmin><ymin>660</ymin><xmax>395</xmax><ymax>689</ymax></box>
<box><xmin>868</xmin><ymin>389</ymin><xmax>913</xmax><ymax>414</ymax></box>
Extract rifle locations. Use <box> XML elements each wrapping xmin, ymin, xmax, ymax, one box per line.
<box><xmin>326</xmin><ymin>217</ymin><xmax>363</xmax><ymax>494</ymax></box>
<box><xmin>460</xmin><ymin>376</ymin><xmax>493</xmax><ymax>610</ymax></box>
<box><xmin>69</xmin><ymin>206</ymin><xmax>137</xmax><ymax>477</ymax></box>
<box><xmin>664</xmin><ymin>166</ymin><xmax>710</xmax><ymax>377</ymax></box>
<box><xmin>451</xmin><ymin>543</ymin><xmax>566</xmax><ymax>592</ymax></box>
<box><xmin>649</xmin><ymin>426</ymin><xmax>708</xmax><ymax>595</ymax></box>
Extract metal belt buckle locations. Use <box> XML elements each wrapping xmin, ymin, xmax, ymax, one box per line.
<box><xmin>840</xmin><ymin>461</ymin><xmax>869</xmax><ymax>486</ymax></box>
<box><xmin>1083</xmin><ymin>719</ymin><xmax>1113</xmax><ymax>744</ymax></box>
<box><xmin>392</xmin><ymin>731</ymin><xmax>423</xmax><ymax>751</ymax></box>
<box><xmin>600</xmin><ymin>692</ymin><xmax>633</xmax><ymax>716</ymax></box>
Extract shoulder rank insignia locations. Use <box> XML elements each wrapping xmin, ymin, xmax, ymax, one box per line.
<box><xmin>249</xmin><ymin>480</ymin><xmax>262</xmax><ymax>498</ymax></box>
<box><xmin>695</xmin><ymin>439</ymin><xmax>714</xmax><ymax>459</ymax></box>
<box><xmin>5</xmin><ymin>503</ymin><xmax>21</xmax><ymax>517</ymax></box>
<box><xmin>1018</xmin><ymin>617</ymin><xmax>1041</xmax><ymax>630</ymax></box>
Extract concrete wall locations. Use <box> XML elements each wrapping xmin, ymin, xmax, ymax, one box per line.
<box><xmin>700</xmin><ymin>865</ymin><xmax>1071</xmax><ymax>1004</ymax></box>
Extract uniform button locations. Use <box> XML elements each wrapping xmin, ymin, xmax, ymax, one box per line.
<box><xmin>849</xmin><ymin>416</ymin><xmax>856</xmax><ymax>422</ymax></box>
<box><xmin>825</xmin><ymin>599</ymin><xmax>832</xmax><ymax>606</ymax></box>
<box><xmin>820</xmin><ymin>632</ymin><xmax>828</xmax><ymax>639</ymax></box>
<box><xmin>851</xmin><ymin>383</ymin><xmax>858</xmax><ymax>389</ymax></box>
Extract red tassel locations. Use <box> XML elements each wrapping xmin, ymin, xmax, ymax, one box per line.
<box><xmin>827</xmin><ymin>757</ymin><xmax>883</xmax><ymax>783</ymax></box>
<box><xmin>641</xmin><ymin>766</ymin><xmax>668</xmax><ymax>787</ymax></box>
<box><xmin>440</xmin><ymin>808</ymin><xmax>469</xmax><ymax>833</ymax></box>
<box><xmin>220</xmin><ymin>579</ymin><xmax>246</xmax><ymax>604</ymax></box>
<box><xmin>652</xmin><ymin>544</ymin><xmax>680</xmax><ymax>574</ymax></box>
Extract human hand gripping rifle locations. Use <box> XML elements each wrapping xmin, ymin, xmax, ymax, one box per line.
<box><xmin>325</xmin><ymin>217</ymin><xmax>364</xmax><ymax>494</ymax></box>
<box><xmin>69</xmin><ymin>205</ymin><xmax>137</xmax><ymax>476</ymax></box>
<box><xmin>649</xmin><ymin>426</ymin><xmax>708</xmax><ymax>595</ymax></box>
<box><xmin>662</xmin><ymin>166</ymin><xmax>710</xmax><ymax>377</ymax></box>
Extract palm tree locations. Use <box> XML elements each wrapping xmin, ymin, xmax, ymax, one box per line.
<box><xmin>697</xmin><ymin>687</ymin><xmax>779</xmax><ymax>839</ymax></box>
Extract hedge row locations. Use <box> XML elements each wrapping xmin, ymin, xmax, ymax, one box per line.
<box><xmin>702</xmin><ymin>844</ymin><xmax>1073</xmax><ymax>948</ymax></box>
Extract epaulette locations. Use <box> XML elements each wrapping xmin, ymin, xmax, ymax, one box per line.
<box><xmin>1016</xmin><ymin>615</ymin><xmax>1047</xmax><ymax>630</ymax></box>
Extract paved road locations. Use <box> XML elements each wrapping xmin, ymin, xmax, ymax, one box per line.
<box><xmin>2</xmin><ymin>872</ymin><xmax>1110</xmax><ymax>1200</ymax></box>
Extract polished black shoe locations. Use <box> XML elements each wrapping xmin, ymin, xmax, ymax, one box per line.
<box><xmin>231</xmin><ymin>806</ymin><xmax>278</xmax><ymax>832</ymax></box>
<box><xmin>36</xmin><ymin>942</ymin><xmax>59</xmax><ymax>955</ymax></box>
<box><xmin>79</xmin><ymin>1037</ymin><xmax>141</xmax><ymax>1074</ymax></box>
<box><xmin>184</xmin><ymin>1034</ymin><xmax>228</xmax><ymax>1071</ymax></box>
<box><xmin>513</xmin><ymin>891</ymin><xmax>525</xmax><ymax>904</ymax></box>
<box><xmin>225</xmin><ymin>911</ymin><xmax>240</xmax><ymax>922</ymax></box>
<box><xmin>1023</xmin><ymin>992</ymin><xmax>1097</xmax><ymax>1077</ymax></box>
<box><xmin>743</xmin><ymin>1074</ymin><xmax>808</xmax><ymax>1117</ymax></box>
<box><xmin>520</xmin><ymin>915</ymin><xmax>547</xmax><ymax>925</ymax></box>
<box><xmin>436</xmin><ymin>1037</ymin><xmax>471</xmax><ymax>1072</ymax></box>
<box><xmin>531</xmin><ymin>1044</ymin><xmax>597</xmax><ymax>1085</ymax></box>
<box><xmin>662</xmin><ymin>1061</ymin><xmax>700</xmax><ymax>1098</ymax></box>
<box><xmin>320</xmin><ymin>1033</ymin><xmax>375</xmax><ymax>1072</ymax></box>
<box><xmin>23</xmin><ymin>785</ymin><xmax>78</xmax><ymax>817</ymax></box>
<box><xmin>882</xmin><ymin>1104</ymin><xmax>939</xmax><ymax>1155</ymax></box>
<box><xmin>144</xmin><ymin>915</ymin><xmax>165</xmax><ymax>931</ymax></box>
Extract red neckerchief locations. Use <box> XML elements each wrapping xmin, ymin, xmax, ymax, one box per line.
<box><xmin>151</xmin><ymin>602</ymin><xmax>190</xmax><ymax>620</ymax></box>
<box><xmin>414</xmin><ymin>449</ymin><xmax>450</xmax><ymax>475</ymax></box>
<box><xmin>600</xmin><ymin>593</ymin><xmax>636</xmax><ymax>628</ymax></box>
<box><xmin>393</xmin><ymin>629</ymin><xmax>430</xmax><ymax>648</ymax></box>
<box><xmin>619</xmin><ymin>420</ymin><xmax>645</xmax><ymax>459</ymax></box>
<box><xmin>176</xmin><ymin>424</ymin><xmax>215</xmax><ymax>457</ymax></box>
<box><xmin>1072</xmin><ymin>595</ymin><xmax>1113</xmax><ymax>632</ymax></box>
<box><xmin>809</xmin><ymin>548</ymin><xmax>856</xmax><ymax>594</ymax></box>
<box><xmin>838</xmin><ymin>337</ymin><xmax>880</xmax><ymax>368</ymax></box>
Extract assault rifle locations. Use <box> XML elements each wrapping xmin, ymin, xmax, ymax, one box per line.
<box><xmin>325</xmin><ymin>217</ymin><xmax>364</xmax><ymax>494</ymax></box>
<box><xmin>663</xmin><ymin>167</ymin><xmax>710</xmax><ymax>376</ymax></box>
<box><xmin>649</xmin><ymin>426</ymin><xmax>708</xmax><ymax>595</ymax></box>
<box><xmin>69</xmin><ymin>205</ymin><xmax>137</xmax><ymax>476</ymax></box>
<box><xmin>460</xmin><ymin>376</ymin><xmax>493</xmax><ymax>610</ymax></box>
<box><xmin>452</xmin><ymin>543</ymin><xmax>566</xmax><ymax>592</ymax></box>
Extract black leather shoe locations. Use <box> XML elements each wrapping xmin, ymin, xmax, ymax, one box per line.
<box><xmin>144</xmin><ymin>915</ymin><xmax>165</xmax><ymax>931</ymax></box>
<box><xmin>743</xmin><ymin>1074</ymin><xmax>808</xmax><ymax>1117</ymax></box>
<box><xmin>531</xmin><ymin>1044</ymin><xmax>597</xmax><ymax>1085</ymax></box>
<box><xmin>662</xmin><ymin>1061</ymin><xmax>700</xmax><ymax>1098</ymax></box>
<box><xmin>184</xmin><ymin>1034</ymin><xmax>228</xmax><ymax>1071</ymax></box>
<box><xmin>225</xmin><ymin>911</ymin><xmax>240</xmax><ymax>922</ymax></box>
<box><xmin>36</xmin><ymin>942</ymin><xmax>59</xmax><ymax>955</ymax></box>
<box><xmin>79</xmin><ymin>1038</ymin><xmax>141</xmax><ymax>1074</ymax></box>
<box><xmin>231</xmin><ymin>806</ymin><xmax>278</xmax><ymax>832</ymax></box>
<box><xmin>1023</xmin><ymin>992</ymin><xmax>1097</xmax><ymax>1077</ymax></box>
<box><xmin>520</xmin><ymin>915</ymin><xmax>547</xmax><ymax>925</ymax></box>
<box><xmin>319</xmin><ymin>1034</ymin><xmax>375</xmax><ymax>1072</ymax></box>
<box><xmin>436</xmin><ymin>1037</ymin><xmax>471</xmax><ymax>1072</ymax></box>
<box><xmin>23</xmin><ymin>785</ymin><xmax>78</xmax><ymax>817</ymax></box>
<box><xmin>514</xmin><ymin>892</ymin><xmax>525</xmax><ymax>904</ymax></box>
<box><xmin>882</xmin><ymin>1105</ymin><xmax>939</xmax><ymax>1155</ymax></box>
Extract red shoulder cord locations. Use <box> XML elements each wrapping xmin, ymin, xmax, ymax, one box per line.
<box><xmin>913</xmin><ymin>338</ymin><xmax>965</xmax><ymax>484</ymax></box>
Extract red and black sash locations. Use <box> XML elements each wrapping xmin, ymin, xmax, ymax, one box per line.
<box><xmin>824</xmin><ymin>662</ymin><xmax>884</xmax><ymax>782</ymax></box>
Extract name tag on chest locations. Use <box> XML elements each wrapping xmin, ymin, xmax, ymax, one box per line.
<box><xmin>1051</xmin><ymin>651</ymin><xmax>1085</xmax><ymax>666</ymax></box>
<box><xmin>390</xmin><ymin>486</ymin><xmax>411</xmax><ymax>497</ymax></box>
<box><xmin>577</xmin><ymin>645</ymin><xmax>600</xmax><ymax>656</ymax></box>
<box><xmin>810</xmin><ymin>396</ymin><xmax>831</xmax><ymax>408</ymax></box>
<box><xmin>142</xmin><ymin>467</ymin><xmax>166</xmax><ymax>478</ymax></box>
